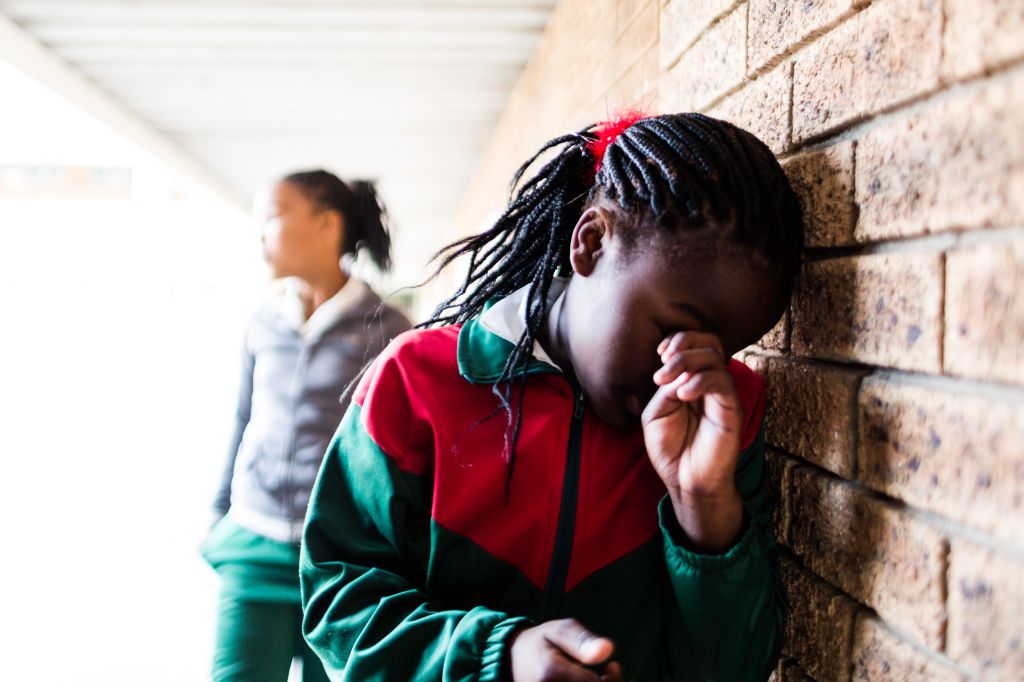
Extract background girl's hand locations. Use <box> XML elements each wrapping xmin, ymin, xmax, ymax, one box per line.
<box><xmin>509</xmin><ymin>619</ymin><xmax>623</xmax><ymax>681</ymax></box>
<box><xmin>641</xmin><ymin>331</ymin><xmax>745</xmax><ymax>552</ymax></box>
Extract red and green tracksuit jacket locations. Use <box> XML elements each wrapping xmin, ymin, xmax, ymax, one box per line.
<box><xmin>300</xmin><ymin>316</ymin><xmax>785</xmax><ymax>681</ymax></box>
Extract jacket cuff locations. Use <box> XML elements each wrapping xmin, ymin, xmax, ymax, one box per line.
<box><xmin>659</xmin><ymin>495</ymin><xmax>761</xmax><ymax>576</ymax></box>
<box><xmin>479</xmin><ymin>615</ymin><xmax>532</xmax><ymax>682</ymax></box>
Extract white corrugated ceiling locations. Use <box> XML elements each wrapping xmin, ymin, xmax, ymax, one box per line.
<box><xmin>0</xmin><ymin>0</ymin><xmax>556</xmax><ymax>284</ymax></box>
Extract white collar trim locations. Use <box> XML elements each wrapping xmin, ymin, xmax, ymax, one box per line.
<box><xmin>477</xmin><ymin>278</ymin><xmax>569</xmax><ymax>370</ymax></box>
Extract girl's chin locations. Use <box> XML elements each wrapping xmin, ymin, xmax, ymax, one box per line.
<box><xmin>625</xmin><ymin>393</ymin><xmax>644</xmax><ymax>416</ymax></box>
<box><xmin>590</xmin><ymin>398</ymin><xmax>641</xmax><ymax>430</ymax></box>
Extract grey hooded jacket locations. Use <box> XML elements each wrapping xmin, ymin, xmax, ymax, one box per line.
<box><xmin>213</xmin><ymin>279</ymin><xmax>411</xmax><ymax>543</ymax></box>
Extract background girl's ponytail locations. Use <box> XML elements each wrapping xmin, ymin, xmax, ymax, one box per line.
<box><xmin>344</xmin><ymin>180</ymin><xmax>392</xmax><ymax>272</ymax></box>
<box><xmin>283</xmin><ymin>170</ymin><xmax>394</xmax><ymax>272</ymax></box>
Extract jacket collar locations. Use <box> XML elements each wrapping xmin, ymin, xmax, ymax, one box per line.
<box><xmin>456</xmin><ymin>280</ymin><xmax>568</xmax><ymax>385</ymax></box>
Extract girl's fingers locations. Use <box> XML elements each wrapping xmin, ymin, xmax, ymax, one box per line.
<box><xmin>601</xmin><ymin>661</ymin><xmax>625</xmax><ymax>681</ymax></box>
<box><xmin>641</xmin><ymin>381</ymin><xmax>687</xmax><ymax>424</ymax></box>
<box><xmin>671</xmin><ymin>369</ymin><xmax>741</xmax><ymax>433</ymax></box>
<box><xmin>541</xmin><ymin>648</ymin><xmax>607</xmax><ymax>682</ymax></box>
<box><xmin>653</xmin><ymin>348</ymin><xmax>721</xmax><ymax>385</ymax></box>
<box><xmin>659</xmin><ymin>331</ymin><xmax>725</xmax><ymax>365</ymax></box>
<box><xmin>544</xmin><ymin>619</ymin><xmax>615</xmax><ymax>666</ymax></box>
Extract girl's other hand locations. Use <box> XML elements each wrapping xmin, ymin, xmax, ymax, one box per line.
<box><xmin>641</xmin><ymin>331</ymin><xmax>745</xmax><ymax>552</ymax></box>
<box><xmin>509</xmin><ymin>619</ymin><xmax>623</xmax><ymax>681</ymax></box>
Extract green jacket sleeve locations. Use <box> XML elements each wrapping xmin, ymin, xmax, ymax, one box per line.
<box><xmin>660</xmin><ymin>428</ymin><xmax>786</xmax><ymax>682</ymax></box>
<box><xmin>300</xmin><ymin>404</ymin><xmax>530</xmax><ymax>682</ymax></box>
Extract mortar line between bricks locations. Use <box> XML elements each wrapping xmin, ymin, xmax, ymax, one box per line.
<box><xmin>744</xmin><ymin>2</ymin><xmax>867</xmax><ymax>81</ymax></box>
<box><xmin>741</xmin><ymin>0</ymin><xmax>748</xmax><ymax>81</ymax></box>
<box><xmin>772</xmin><ymin>445</ymin><xmax>1024</xmax><ymax>559</ymax></box>
<box><xmin>938</xmin><ymin>0</ymin><xmax>949</xmax><ymax>90</ymax></box>
<box><xmin>775</xmin><ymin>53</ymin><xmax>1024</xmax><ymax>162</ymax></box>
<box><xmin>938</xmin><ymin>536</ymin><xmax>950</xmax><ymax>653</ymax></box>
<box><xmin>788</xmin><ymin>56</ymin><xmax>1024</xmax><ymax>149</ymax></box>
<box><xmin>862</xmin><ymin>368</ymin><xmax>1024</xmax><ymax>401</ymax></box>
<box><xmin>938</xmin><ymin>252</ymin><xmax>947</xmax><ymax>375</ymax></box>
<box><xmin>786</xmin><ymin>61</ymin><xmax>795</xmax><ymax>155</ymax></box>
<box><xmin>855</xmin><ymin>605</ymin><xmax>978</xmax><ymax>679</ymax></box>
<box><xmin>747</xmin><ymin>350</ymin><xmax>1024</xmax><ymax>399</ymax></box>
<box><xmin>778</xmin><ymin>540</ymin><xmax>962</xmax><ymax>675</ymax></box>
<box><xmin>660</xmin><ymin>0</ymin><xmax>744</xmax><ymax>73</ymax></box>
<box><xmin>801</xmin><ymin>225</ymin><xmax>1024</xmax><ymax>259</ymax></box>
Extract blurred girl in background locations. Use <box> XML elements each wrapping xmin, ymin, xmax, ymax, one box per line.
<box><xmin>203</xmin><ymin>170</ymin><xmax>410</xmax><ymax>681</ymax></box>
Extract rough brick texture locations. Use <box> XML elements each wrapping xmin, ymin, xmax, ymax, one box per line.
<box><xmin>793</xmin><ymin>0</ymin><xmax>942</xmax><ymax>142</ymax></box>
<box><xmin>853</xmin><ymin>616</ymin><xmax>968</xmax><ymax>682</ymax></box>
<box><xmin>791</xmin><ymin>253</ymin><xmax>943</xmax><ymax>373</ymax></box>
<box><xmin>770</xmin><ymin>657</ymin><xmax>815</xmax><ymax>682</ymax></box>
<box><xmin>660</xmin><ymin>3</ymin><xmax>746</xmax><ymax>111</ymax></box>
<box><xmin>947</xmin><ymin>540</ymin><xmax>1024</xmax><ymax>678</ymax></box>
<box><xmin>454</xmin><ymin>1</ymin><xmax>1024</xmax><ymax>677</ymax></box>
<box><xmin>762</xmin><ymin>357</ymin><xmax>864</xmax><ymax>478</ymax></box>
<box><xmin>789</xmin><ymin>467</ymin><xmax>947</xmax><ymax>648</ymax></box>
<box><xmin>943</xmin><ymin>0</ymin><xmax>1024</xmax><ymax>81</ymax></box>
<box><xmin>659</xmin><ymin>0</ymin><xmax>736</xmax><ymax>69</ymax></box>
<box><xmin>780</xmin><ymin>557</ymin><xmax>860</xmax><ymax>681</ymax></box>
<box><xmin>757</xmin><ymin>311</ymin><xmax>789</xmax><ymax>352</ymax></box>
<box><xmin>748</xmin><ymin>0</ymin><xmax>858</xmax><ymax>73</ymax></box>
<box><xmin>859</xmin><ymin>376</ymin><xmax>1024</xmax><ymax>542</ymax></box>
<box><xmin>708</xmin><ymin>61</ymin><xmax>792</xmax><ymax>154</ymax></box>
<box><xmin>945</xmin><ymin>240</ymin><xmax>1024</xmax><ymax>385</ymax></box>
<box><xmin>765</xmin><ymin>449</ymin><xmax>800</xmax><ymax>546</ymax></box>
<box><xmin>783</xmin><ymin>141</ymin><xmax>856</xmax><ymax>247</ymax></box>
<box><xmin>856</xmin><ymin>71</ymin><xmax>1024</xmax><ymax>240</ymax></box>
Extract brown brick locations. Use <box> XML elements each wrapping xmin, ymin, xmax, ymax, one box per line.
<box><xmin>858</xmin><ymin>376</ymin><xmax>1024</xmax><ymax>542</ymax></box>
<box><xmin>783</xmin><ymin>141</ymin><xmax>856</xmax><ymax>247</ymax></box>
<box><xmin>708</xmin><ymin>61</ymin><xmax>792</xmax><ymax>154</ymax></box>
<box><xmin>660</xmin><ymin>3</ymin><xmax>746</xmax><ymax>112</ymax></box>
<box><xmin>762</xmin><ymin>358</ymin><xmax>864</xmax><ymax>478</ymax></box>
<box><xmin>789</xmin><ymin>468</ymin><xmax>947</xmax><ymax>648</ymax></box>
<box><xmin>781</xmin><ymin>557</ymin><xmax>860</xmax><ymax>681</ymax></box>
<box><xmin>945</xmin><ymin>241</ymin><xmax>1024</xmax><ymax>385</ymax></box>
<box><xmin>607</xmin><ymin>0</ymin><xmax>659</xmax><ymax>86</ymax></box>
<box><xmin>793</xmin><ymin>0</ymin><xmax>942</xmax><ymax>142</ymax></box>
<box><xmin>741</xmin><ymin>351</ymin><xmax>769</xmax><ymax>377</ymax></box>
<box><xmin>773</xmin><ymin>657</ymin><xmax>815</xmax><ymax>682</ymax></box>
<box><xmin>947</xmin><ymin>540</ymin><xmax>1024</xmax><ymax>678</ymax></box>
<box><xmin>748</xmin><ymin>0</ymin><xmax>859</xmax><ymax>73</ymax></box>
<box><xmin>853</xmin><ymin>615</ymin><xmax>968</xmax><ymax>682</ymax></box>
<box><xmin>615</xmin><ymin>0</ymin><xmax>654</xmax><ymax>39</ymax></box>
<box><xmin>758</xmin><ymin>310</ymin><xmax>790</xmax><ymax>352</ymax></box>
<box><xmin>791</xmin><ymin>253</ymin><xmax>943</xmax><ymax>373</ymax></box>
<box><xmin>855</xmin><ymin>72</ymin><xmax>1024</xmax><ymax>240</ymax></box>
<box><xmin>600</xmin><ymin>44</ymin><xmax>659</xmax><ymax>116</ymax></box>
<box><xmin>943</xmin><ymin>0</ymin><xmax>1024</xmax><ymax>82</ymax></box>
<box><xmin>765</xmin><ymin>449</ymin><xmax>800</xmax><ymax>547</ymax></box>
<box><xmin>659</xmin><ymin>0</ymin><xmax>737</xmax><ymax>69</ymax></box>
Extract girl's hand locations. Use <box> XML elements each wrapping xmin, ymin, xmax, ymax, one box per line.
<box><xmin>641</xmin><ymin>331</ymin><xmax>745</xmax><ymax>553</ymax></box>
<box><xmin>509</xmin><ymin>619</ymin><xmax>623</xmax><ymax>681</ymax></box>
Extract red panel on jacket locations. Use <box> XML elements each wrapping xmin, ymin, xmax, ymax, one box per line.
<box><xmin>354</xmin><ymin>328</ymin><xmax>766</xmax><ymax>592</ymax></box>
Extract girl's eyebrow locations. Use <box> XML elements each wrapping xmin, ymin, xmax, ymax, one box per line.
<box><xmin>671</xmin><ymin>301</ymin><xmax>717</xmax><ymax>332</ymax></box>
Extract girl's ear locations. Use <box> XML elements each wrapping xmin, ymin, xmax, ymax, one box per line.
<box><xmin>320</xmin><ymin>208</ymin><xmax>345</xmax><ymax>245</ymax></box>
<box><xmin>569</xmin><ymin>207</ymin><xmax>610</xmax><ymax>277</ymax></box>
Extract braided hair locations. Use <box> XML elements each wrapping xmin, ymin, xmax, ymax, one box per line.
<box><xmin>423</xmin><ymin>112</ymin><xmax>804</xmax><ymax>470</ymax></box>
<box><xmin>284</xmin><ymin>170</ymin><xmax>394</xmax><ymax>272</ymax></box>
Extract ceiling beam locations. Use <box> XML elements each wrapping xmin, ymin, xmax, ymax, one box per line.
<box><xmin>0</xmin><ymin>12</ymin><xmax>248</xmax><ymax>211</ymax></box>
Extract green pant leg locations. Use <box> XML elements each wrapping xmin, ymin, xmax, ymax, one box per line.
<box><xmin>212</xmin><ymin>591</ymin><xmax>298</xmax><ymax>682</ymax></box>
<box><xmin>294</xmin><ymin>615</ymin><xmax>330</xmax><ymax>682</ymax></box>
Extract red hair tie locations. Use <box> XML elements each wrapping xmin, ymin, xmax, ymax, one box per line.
<box><xmin>587</xmin><ymin>109</ymin><xmax>647</xmax><ymax>174</ymax></box>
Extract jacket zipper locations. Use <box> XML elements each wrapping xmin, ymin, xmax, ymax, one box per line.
<box><xmin>538</xmin><ymin>381</ymin><xmax>585</xmax><ymax>620</ymax></box>
<box><xmin>282</xmin><ymin>341</ymin><xmax>310</xmax><ymax>538</ymax></box>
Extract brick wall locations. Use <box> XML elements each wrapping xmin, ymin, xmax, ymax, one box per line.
<box><xmin>449</xmin><ymin>1</ymin><xmax>1024</xmax><ymax>679</ymax></box>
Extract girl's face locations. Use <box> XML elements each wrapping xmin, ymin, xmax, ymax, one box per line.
<box><xmin>261</xmin><ymin>181</ymin><xmax>339</xmax><ymax>279</ymax></box>
<box><xmin>561</xmin><ymin>208</ymin><xmax>782</xmax><ymax>429</ymax></box>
